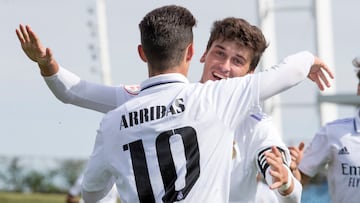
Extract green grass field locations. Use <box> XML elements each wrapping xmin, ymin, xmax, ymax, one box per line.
<box><xmin>0</xmin><ymin>192</ymin><xmax>121</xmax><ymax>203</ymax></box>
<box><xmin>0</xmin><ymin>192</ymin><xmax>66</xmax><ymax>203</ymax></box>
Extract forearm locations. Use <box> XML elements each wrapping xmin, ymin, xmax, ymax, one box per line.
<box><xmin>299</xmin><ymin>171</ymin><xmax>311</xmax><ymax>186</ymax></box>
<box><xmin>44</xmin><ymin>66</ymin><xmax>118</xmax><ymax>113</ymax></box>
<box><xmin>259</xmin><ymin>51</ymin><xmax>314</xmax><ymax>101</ymax></box>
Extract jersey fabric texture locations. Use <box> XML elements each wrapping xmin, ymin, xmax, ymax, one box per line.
<box><xmin>69</xmin><ymin>173</ymin><xmax>118</xmax><ymax>203</ymax></box>
<box><xmin>298</xmin><ymin>109</ymin><xmax>360</xmax><ymax>203</ymax></box>
<box><xmin>82</xmin><ymin>73</ymin><xmax>260</xmax><ymax>203</ymax></box>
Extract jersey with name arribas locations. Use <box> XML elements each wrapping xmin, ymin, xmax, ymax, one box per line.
<box><xmin>82</xmin><ymin>73</ymin><xmax>260</xmax><ymax>203</ymax></box>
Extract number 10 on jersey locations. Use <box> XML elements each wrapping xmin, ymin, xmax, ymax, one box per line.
<box><xmin>123</xmin><ymin>126</ymin><xmax>200</xmax><ymax>203</ymax></box>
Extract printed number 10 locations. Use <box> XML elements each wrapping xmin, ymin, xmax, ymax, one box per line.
<box><xmin>123</xmin><ymin>126</ymin><xmax>200</xmax><ymax>203</ymax></box>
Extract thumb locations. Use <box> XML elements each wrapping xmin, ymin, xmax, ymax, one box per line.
<box><xmin>298</xmin><ymin>142</ymin><xmax>305</xmax><ymax>151</ymax></box>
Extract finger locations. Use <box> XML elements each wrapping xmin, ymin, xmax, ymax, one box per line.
<box><xmin>268</xmin><ymin>170</ymin><xmax>283</xmax><ymax>189</ymax></box>
<box><xmin>20</xmin><ymin>24</ymin><xmax>30</xmax><ymax>42</ymax></box>
<box><xmin>313</xmin><ymin>75</ymin><xmax>324</xmax><ymax>91</ymax></box>
<box><xmin>46</xmin><ymin>48</ymin><xmax>53</xmax><ymax>58</ymax></box>
<box><xmin>318</xmin><ymin>70</ymin><xmax>331</xmax><ymax>88</ymax></box>
<box><xmin>266</xmin><ymin>156</ymin><xmax>282</xmax><ymax>171</ymax></box>
<box><xmin>15</xmin><ymin>27</ymin><xmax>25</xmax><ymax>44</ymax></box>
<box><xmin>265</xmin><ymin>151</ymin><xmax>278</xmax><ymax>161</ymax></box>
<box><xmin>26</xmin><ymin>25</ymin><xmax>40</xmax><ymax>45</ymax></box>
<box><xmin>288</xmin><ymin>146</ymin><xmax>298</xmax><ymax>154</ymax></box>
<box><xmin>267</xmin><ymin>150</ymin><xmax>283</xmax><ymax>164</ymax></box>
<box><xmin>269</xmin><ymin>169</ymin><xmax>281</xmax><ymax>178</ymax></box>
<box><xmin>298</xmin><ymin>142</ymin><xmax>305</xmax><ymax>151</ymax></box>
<box><xmin>290</xmin><ymin>153</ymin><xmax>297</xmax><ymax>161</ymax></box>
<box><xmin>321</xmin><ymin>64</ymin><xmax>335</xmax><ymax>79</ymax></box>
<box><xmin>271</xmin><ymin>146</ymin><xmax>281</xmax><ymax>157</ymax></box>
<box><xmin>270</xmin><ymin>181</ymin><xmax>283</xmax><ymax>190</ymax></box>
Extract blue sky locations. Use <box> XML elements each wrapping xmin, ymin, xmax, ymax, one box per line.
<box><xmin>1</xmin><ymin>0</ymin><xmax>360</xmax><ymax>159</ymax></box>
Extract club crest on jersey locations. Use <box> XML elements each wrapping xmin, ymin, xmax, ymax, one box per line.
<box><xmin>123</xmin><ymin>84</ymin><xmax>140</xmax><ymax>95</ymax></box>
<box><xmin>120</xmin><ymin>98</ymin><xmax>185</xmax><ymax>130</ymax></box>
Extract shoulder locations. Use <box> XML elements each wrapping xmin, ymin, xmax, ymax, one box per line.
<box><xmin>316</xmin><ymin>117</ymin><xmax>355</xmax><ymax>139</ymax></box>
<box><xmin>327</xmin><ymin>117</ymin><xmax>353</xmax><ymax>125</ymax></box>
<box><xmin>325</xmin><ymin>117</ymin><xmax>354</xmax><ymax>130</ymax></box>
<box><xmin>122</xmin><ymin>84</ymin><xmax>140</xmax><ymax>95</ymax></box>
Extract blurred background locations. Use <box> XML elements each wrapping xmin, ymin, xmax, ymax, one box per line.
<box><xmin>1</xmin><ymin>0</ymin><xmax>359</xmax><ymax>202</ymax></box>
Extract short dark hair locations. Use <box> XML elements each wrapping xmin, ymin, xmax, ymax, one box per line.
<box><xmin>206</xmin><ymin>17</ymin><xmax>268</xmax><ymax>72</ymax></box>
<box><xmin>139</xmin><ymin>5</ymin><xmax>196</xmax><ymax>73</ymax></box>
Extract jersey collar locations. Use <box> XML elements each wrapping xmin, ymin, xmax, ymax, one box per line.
<box><xmin>140</xmin><ymin>73</ymin><xmax>189</xmax><ymax>91</ymax></box>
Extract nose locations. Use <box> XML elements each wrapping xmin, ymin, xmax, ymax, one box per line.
<box><xmin>218</xmin><ymin>59</ymin><xmax>231</xmax><ymax>74</ymax></box>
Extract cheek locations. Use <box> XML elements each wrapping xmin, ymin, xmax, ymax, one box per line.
<box><xmin>231</xmin><ymin>68</ymin><xmax>248</xmax><ymax>77</ymax></box>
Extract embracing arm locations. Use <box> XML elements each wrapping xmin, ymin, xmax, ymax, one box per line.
<box><xmin>258</xmin><ymin>51</ymin><xmax>334</xmax><ymax>101</ymax></box>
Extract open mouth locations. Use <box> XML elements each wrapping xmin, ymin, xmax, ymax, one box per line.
<box><xmin>213</xmin><ymin>72</ymin><xmax>227</xmax><ymax>80</ymax></box>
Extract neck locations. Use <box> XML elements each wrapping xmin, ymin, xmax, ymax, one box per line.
<box><xmin>148</xmin><ymin>66</ymin><xmax>188</xmax><ymax>78</ymax></box>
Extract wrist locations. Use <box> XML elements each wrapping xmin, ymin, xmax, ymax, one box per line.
<box><xmin>278</xmin><ymin>166</ymin><xmax>293</xmax><ymax>195</ymax></box>
<box><xmin>39</xmin><ymin>59</ymin><xmax>59</xmax><ymax>76</ymax></box>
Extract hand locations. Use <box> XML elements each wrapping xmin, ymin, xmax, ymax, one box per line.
<box><xmin>66</xmin><ymin>194</ymin><xmax>80</xmax><ymax>203</ymax></box>
<box><xmin>16</xmin><ymin>24</ymin><xmax>58</xmax><ymax>76</ymax></box>
<box><xmin>307</xmin><ymin>56</ymin><xmax>334</xmax><ymax>91</ymax></box>
<box><xmin>288</xmin><ymin>142</ymin><xmax>305</xmax><ymax>171</ymax></box>
<box><xmin>265</xmin><ymin>146</ymin><xmax>290</xmax><ymax>190</ymax></box>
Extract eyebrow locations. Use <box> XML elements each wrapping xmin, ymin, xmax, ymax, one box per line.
<box><xmin>213</xmin><ymin>44</ymin><xmax>246</xmax><ymax>61</ymax></box>
<box><xmin>213</xmin><ymin>44</ymin><xmax>225</xmax><ymax>51</ymax></box>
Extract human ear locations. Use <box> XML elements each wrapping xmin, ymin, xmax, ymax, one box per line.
<box><xmin>137</xmin><ymin>44</ymin><xmax>147</xmax><ymax>62</ymax></box>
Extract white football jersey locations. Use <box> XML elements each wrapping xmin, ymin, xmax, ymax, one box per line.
<box><xmin>82</xmin><ymin>73</ymin><xmax>260</xmax><ymax>203</ymax></box>
<box><xmin>299</xmin><ymin>109</ymin><xmax>360</xmax><ymax>203</ymax></box>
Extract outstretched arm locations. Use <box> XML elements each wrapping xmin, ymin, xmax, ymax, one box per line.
<box><xmin>16</xmin><ymin>24</ymin><xmax>137</xmax><ymax>113</ymax></box>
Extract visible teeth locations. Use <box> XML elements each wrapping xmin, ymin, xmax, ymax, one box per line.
<box><xmin>213</xmin><ymin>72</ymin><xmax>226</xmax><ymax>79</ymax></box>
